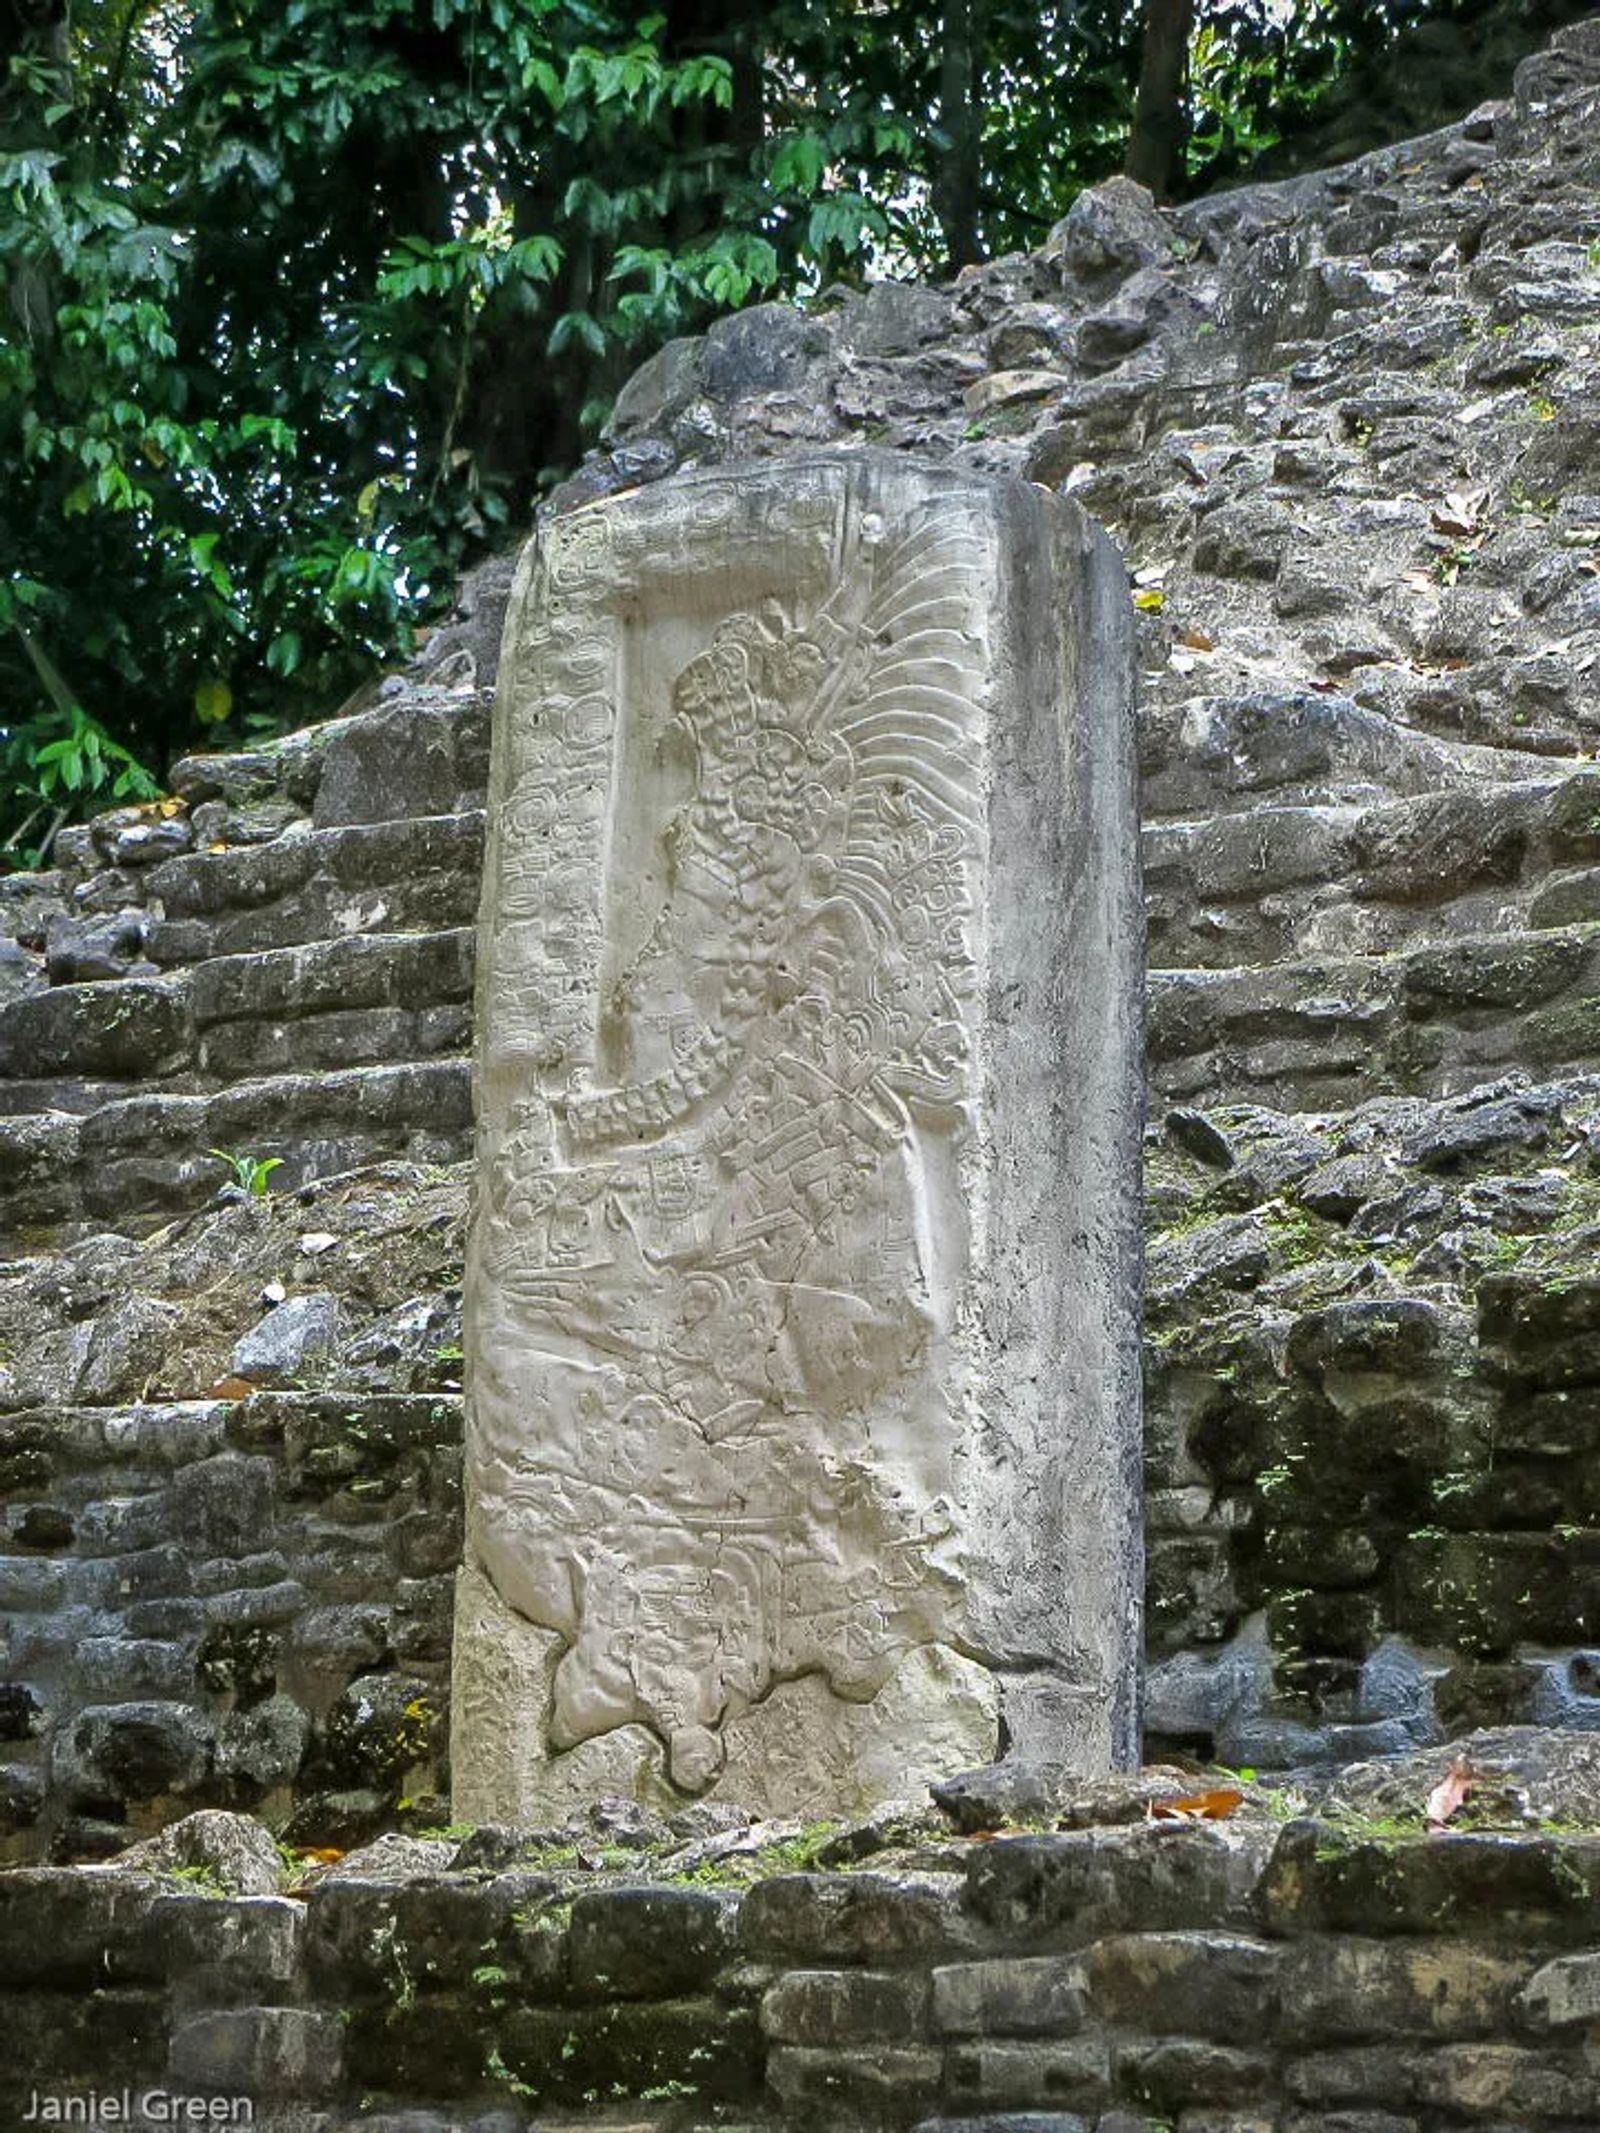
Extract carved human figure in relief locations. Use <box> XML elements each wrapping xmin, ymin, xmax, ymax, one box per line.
<box><xmin>471</xmin><ymin>503</ymin><xmax>990</xmax><ymax>1792</ymax></box>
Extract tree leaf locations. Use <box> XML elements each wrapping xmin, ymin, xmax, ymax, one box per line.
<box><xmin>194</xmin><ymin>676</ymin><xmax>233</xmax><ymax>724</ymax></box>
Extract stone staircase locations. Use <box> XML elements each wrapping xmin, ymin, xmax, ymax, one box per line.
<box><xmin>0</xmin><ymin>636</ymin><xmax>499</xmax><ymax>1855</ymax></box>
<box><xmin>0</xmin><ymin>665</ymin><xmax>499</xmax><ymax>1240</ymax></box>
<box><xmin>3</xmin><ymin>19</ymin><xmax>1600</xmax><ymax>1852</ymax></box>
<box><xmin>568</xmin><ymin>14</ymin><xmax>1600</xmax><ymax>1766</ymax></box>
<box><xmin>0</xmin><ymin>1155</ymin><xmax>467</xmax><ymax>1859</ymax></box>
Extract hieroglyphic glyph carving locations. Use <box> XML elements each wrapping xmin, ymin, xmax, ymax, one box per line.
<box><xmin>454</xmin><ymin>453</ymin><xmax>1143</xmax><ymax>1821</ymax></box>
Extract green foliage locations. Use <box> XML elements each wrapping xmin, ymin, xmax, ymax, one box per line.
<box><xmin>208</xmin><ymin>1146</ymin><xmax>283</xmax><ymax>1196</ymax></box>
<box><xmin>2</xmin><ymin>0</ymin><xmax>797</xmax><ymax>849</ymax></box>
<box><xmin>1</xmin><ymin>0</ymin><xmax>1542</xmax><ymax>853</ymax></box>
<box><xmin>160</xmin><ymin>1862</ymin><xmax>231</xmax><ymax>1896</ymax></box>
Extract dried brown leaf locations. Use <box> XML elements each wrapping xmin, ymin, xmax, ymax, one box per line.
<box><xmin>1149</xmin><ymin>1786</ymin><xmax>1245</xmax><ymax>1822</ymax></box>
<box><xmin>1425</xmin><ymin>1757</ymin><xmax>1474</xmax><ymax>1830</ymax></box>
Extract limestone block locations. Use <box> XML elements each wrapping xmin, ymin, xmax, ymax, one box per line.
<box><xmin>932</xmin><ymin>1954</ymin><xmax>1090</xmax><ymax>2037</ymax></box>
<box><xmin>565</xmin><ymin>1884</ymin><xmax>740</xmax><ymax>1999</ymax></box>
<box><xmin>768</xmin><ymin>2044</ymin><xmax>943</xmax><ymax>2117</ymax></box>
<box><xmin>168</xmin><ymin>2005</ymin><xmax>343</xmax><ymax>2096</ymax></box>
<box><xmin>740</xmin><ymin>1868</ymin><xmax>971</xmax><ymax>1965</ymax></box>
<box><xmin>943</xmin><ymin>2036</ymin><xmax>1112</xmax><ymax>2114</ymax></box>
<box><xmin>1520</xmin><ymin>1948</ymin><xmax>1600</xmax><ymax>2028</ymax></box>
<box><xmin>761</xmin><ymin>1966</ymin><xmax>933</xmax><ymax>2045</ymax></box>
<box><xmin>454</xmin><ymin>450</ymin><xmax>1141</xmax><ymax>1820</ymax></box>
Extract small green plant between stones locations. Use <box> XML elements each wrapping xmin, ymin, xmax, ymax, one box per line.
<box><xmin>161</xmin><ymin>1863</ymin><xmax>229</xmax><ymax>1896</ymax></box>
<box><xmin>485</xmin><ymin>2045</ymin><xmax>540</xmax><ymax>2102</ymax></box>
<box><xmin>209</xmin><ymin>1146</ymin><xmax>283</xmax><ymax>1196</ymax></box>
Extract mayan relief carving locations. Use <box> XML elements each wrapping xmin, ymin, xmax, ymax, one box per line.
<box><xmin>455</xmin><ymin>453</ymin><xmax>1142</xmax><ymax>1820</ymax></box>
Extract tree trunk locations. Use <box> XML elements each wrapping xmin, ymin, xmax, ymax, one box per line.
<box><xmin>1126</xmin><ymin>0</ymin><xmax>1195</xmax><ymax>199</ymax></box>
<box><xmin>934</xmin><ymin>0</ymin><xmax>985</xmax><ymax>271</ymax></box>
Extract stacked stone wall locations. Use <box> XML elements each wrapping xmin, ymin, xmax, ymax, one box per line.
<box><xmin>5</xmin><ymin>22</ymin><xmax>1600</xmax><ymax>1845</ymax></box>
<box><xmin>7</xmin><ymin>1805</ymin><xmax>1600</xmax><ymax>2132</ymax></box>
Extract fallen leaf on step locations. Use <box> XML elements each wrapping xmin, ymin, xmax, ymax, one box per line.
<box><xmin>1425</xmin><ymin>1757</ymin><xmax>1474</xmax><ymax>1829</ymax></box>
<box><xmin>1431</xmin><ymin>487</ymin><xmax>1488</xmax><ymax>537</ymax></box>
<box><xmin>207</xmin><ymin>1375</ymin><xmax>255</xmax><ymax>1402</ymax></box>
<box><xmin>1148</xmin><ymin>1787</ymin><xmax>1244</xmax><ymax>1822</ymax></box>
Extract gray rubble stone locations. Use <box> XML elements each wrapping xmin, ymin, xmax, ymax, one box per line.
<box><xmin>115</xmin><ymin>1808</ymin><xmax>287</xmax><ymax>1896</ymax></box>
<box><xmin>232</xmin><ymin>1293</ymin><xmax>341</xmax><ymax>1385</ymax></box>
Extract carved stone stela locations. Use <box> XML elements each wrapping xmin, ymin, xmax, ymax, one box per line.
<box><xmin>454</xmin><ymin>452</ymin><xmax>1142</xmax><ymax>1820</ymax></box>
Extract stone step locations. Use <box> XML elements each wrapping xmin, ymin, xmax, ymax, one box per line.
<box><xmin>1138</xmin><ymin>681</ymin><xmax>1563</xmax><ymax>822</ymax></box>
<box><xmin>1151</xmin><ymin>921</ymin><xmax>1600</xmax><ymax>1110</ymax></box>
<box><xmin>21</xmin><ymin>810</ymin><xmax>485</xmax><ymax>991</ymax></box>
<box><xmin>0</xmin><ymin>928</ymin><xmax>476</xmax><ymax>1085</ymax></box>
<box><xmin>1145</xmin><ymin>769</ymin><xmax>1600</xmax><ymax>968</ymax></box>
<box><xmin>141</xmin><ymin>810</ymin><xmax>484</xmax><ymax>968</ymax></box>
<box><xmin>168</xmin><ymin>682</ymin><xmax>491</xmax><ymax>830</ymax></box>
<box><xmin>0</xmin><ymin>1057</ymin><xmax>472</xmax><ymax>1237</ymax></box>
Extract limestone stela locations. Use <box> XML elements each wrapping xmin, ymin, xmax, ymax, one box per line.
<box><xmin>454</xmin><ymin>452</ymin><xmax>1142</xmax><ymax>1819</ymax></box>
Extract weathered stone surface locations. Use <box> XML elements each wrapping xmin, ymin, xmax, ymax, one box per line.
<box><xmin>931</xmin><ymin>1760</ymin><xmax>1209</xmax><ymax>1836</ymax></box>
<box><xmin>0</xmin><ymin>978</ymin><xmax>193</xmax><ymax>1080</ymax></box>
<box><xmin>1114</xmin><ymin>2037</ymin><xmax>1274</xmax><ymax>2111</ymax></box>
<box><xmin>311</xmin><ymin>697</ymin><xmax>485</xmax><ymax>828</ymax></box>
<box><xmin>965</xmin><ymin>1826</ymin><xmax>1276</xmax><ymax>1942</ymax></box>
<box><xmin>304</xmin><ymin>1866</ymin><xmax>540</xmax><ymax>1996</ymax></box>
<box><xmin>49</xmin><ymin>1700</ymin><xmax>216</xmax><ymax>1812</ymax></box>
<box><xmin>740</xmin><ymin>1869</ymin><xmax>973</xmax><ymax>1964</ymax></box>
<box><xmin>1261</xmin><ymin>1822</ymin><xmax>1600</xmax><ymax>1945</ymax></box>
<box><xmin>168</xmin><ymin>2004</ymin><xmax>343</xmax><ymax>2094</ymax></box>
<box><xmin>768</xmin><ymin>2041</ymin><xmax>943</xmax><ymax>2116</ymax></box>
<box><xmin>231</xmin><ymin>1292</ymin><xmax>342</xmax><ymax>1385</ymax></box>
<box><xmin>1048</xmin><ymin>175</ymin><xmax>1174</xmax><ymax>283</ymax></box>
<box><xmin>0</xmin><ymin>1866</ymin><xmax>164</xmax><ymax>1984</ymax></box>
<box><xmin>114</xmin><ymin>1807</ymin><xmax>284</xmax><ymax>1895</ymax></box>
<box><xmin>944</xmin><ymin>2036</ymin><xmax>1113</xmax><ymax>2115</ymax></box>
<box><xmin>1278</xmin><ymin>1936</ymin><xmax>1533</xmax><ymax>2044</ymax></box>
<box><xmin>5</xmin><ymin>0</ymin><xmax>1600</xmax><ymax>1903</ymax></box>
<box><xmin>454</xmin><ymin>451</ymin><xmax>1142</xmax><ymax>1819</ymax></box>
<box><xmin>932</xmin><ymin>1955</ymin><xmax>1088</xmax><ymax>2037</ymax></box>
<box><xmin>140</xmin><ymin>1892</ymin><xmax>305</xmax><ymax>1997</ymax></box>
<box><xmin>496</xmin><ymin>1996</ymin><xmax>762</xmax><ymax>2106</ymax></box>
<box><xmin>1520</xmin><ymin>1949</ymin><xmax>1600</xmax><ymax>2029</ymax></box>
<box><xmin>565</xmin><ymin>1883</ymin><xmax>739</xmax><ymax>1998</ymax></box>
<box><xmin>1080</xmin><ymin>1930</ymin><xmax>1281</xmax><ymax>2038</ymax></box>
<box><xmin>1321</xmin><ymin>1728</ymin><xmax>1600</xmax><ymax>1827</ymax></box>
<box><xmin>761</xmin><ymin>1965</ymin><xmax>932</xmax><ymax>2045</ymax></box>
<box><xmin>10</xmin><ymin>1795</ymin><xmax>1600</xmax><ymax>2127</ymax></box>
<box><xmin>0</xmin><ymin>1988</ymin><xmax>170</xmax><ymax>2119</ymax></box>
<box><xmin>913</xmin><ymin>2118</ymin><xmax>1091</xmax><ymax>2133</ymax></box>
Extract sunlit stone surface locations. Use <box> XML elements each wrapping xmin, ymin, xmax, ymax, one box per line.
<box><xmin>453</xmin><ymin>451</ymin><xmax>1142</xmax><ymax>1820</ymax></box>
